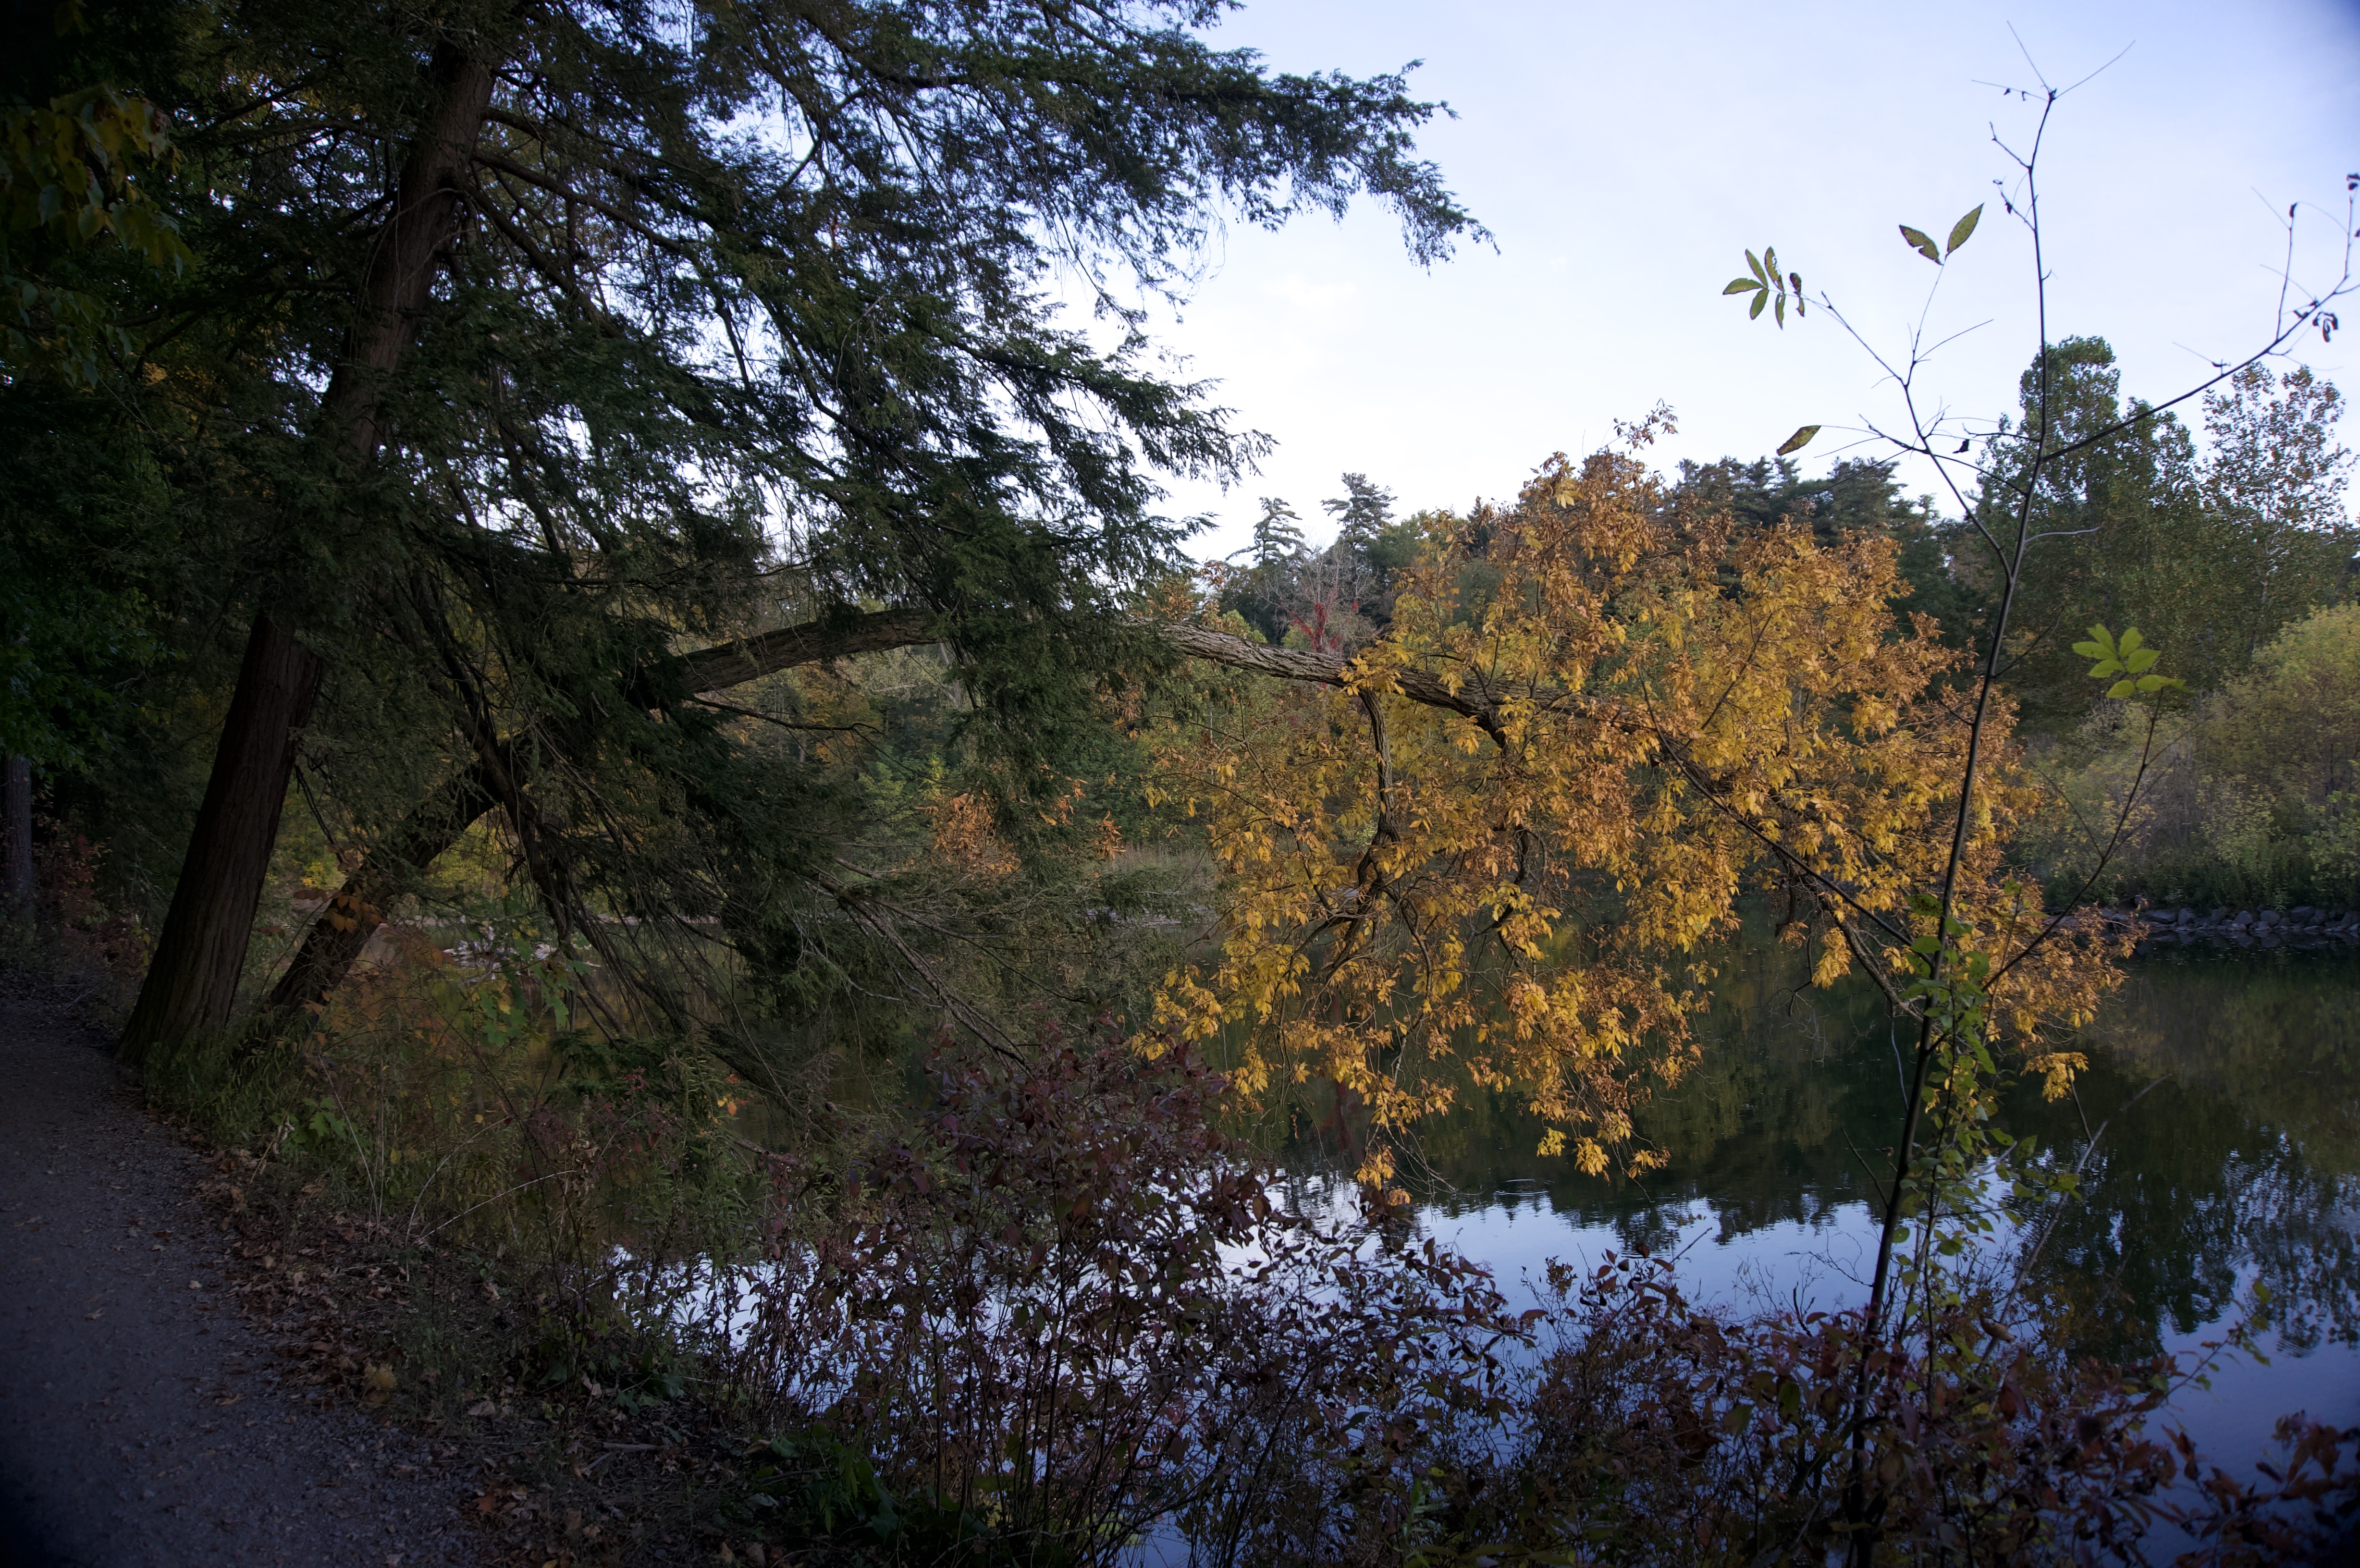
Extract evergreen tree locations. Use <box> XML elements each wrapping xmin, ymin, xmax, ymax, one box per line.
<box><xmin>1247</xmin><ymin>496</ymin><xmax>1308</xmax><ymax>568</ymax></box>
<box><xmin>1221</xmin><ymin>497</ymin><xmax>1307</xmax><ymax>643</ymax></box>
<box><xmin>1320</xmin><ymin>470</ymin><xmax>1411</xmax><ymax>613</ymax></box>
<box><xmin>1967</xmin><ymin>340</ymin><xmax>2353</xmax><ymax>731</ymax></box>
<box><xmin>1324</xmin><ymin>471</ymin><xmax>1397</xmax><ymax>553</ymax></box>
<box><xmin>34</xmin><ymin>0</ymin><xmax>1484</xmax><ymax>1059</ymax></box>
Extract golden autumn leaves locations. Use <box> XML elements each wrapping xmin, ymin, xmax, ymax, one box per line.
<box><xmin>1148</xmin><ymin>435</ymin><xmax>2120</xmax><ymax>1197</ymax></box>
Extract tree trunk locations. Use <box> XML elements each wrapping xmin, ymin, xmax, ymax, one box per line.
<box><xmin>255</xmin><ymin>605</ymin><xmax>1530</xmax><ymax>1027</ymax></box>
<box><xmin>2</xmin><ymin>755</ymin><xmax>31</xmax><ymax>915</ymax></box>
<box><xmin>254</xmin><ymin>607</ymin><xmax>944</xmax><ymax>1025</ymax></box>
<box><xmin>119</xmin><ymin>40</ymin><xmax>503</xmax><ymax>1064</ymax></box>
<box><xmin>120</xmin><ymin>615</ymin><xmax>323</xmax><ymax>1053</ymax></box>
<box><xmin>256</xmin><ymin>757</ymin><xmax>498</xmax><ymax>1034</ymax></box>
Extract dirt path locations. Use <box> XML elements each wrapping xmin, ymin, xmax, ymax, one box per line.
<box><xmin>0</xmin><ymin>998</ymin><xmax>479</xmax><ymax>1568</ymax></box>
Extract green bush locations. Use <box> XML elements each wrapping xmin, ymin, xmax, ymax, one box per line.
<box><xmin>2028</xmin><ymin>601</ymin><xmax>2360</xmax><ymax>909</ymax></box>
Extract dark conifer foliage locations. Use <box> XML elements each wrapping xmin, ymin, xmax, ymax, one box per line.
<box><xmin>16</xmin><ymin>0</ymin><xmax>1480</xmax><ymax>1060</ymax></box>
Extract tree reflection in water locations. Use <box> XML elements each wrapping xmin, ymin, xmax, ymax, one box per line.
<box><xmin>1257</xmin><ymin>932</ymin><xmax>2360</xmax><ymax>1365</ymax></box>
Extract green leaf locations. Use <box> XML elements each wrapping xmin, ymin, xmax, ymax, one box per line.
<box><xmin>1725</xmin><ymin>277</ymin><xmax>1764</xmax><ymax>294</ymax></box>
<box><xmin>1945</xmin><ymin>204</ymin><xmax>1983</xmax><ymax>255</ymax></box>
<box><xmin>1746</xmin><ymin>249</ymin><xmax>1770</xmax><ymax>286</ymax></box>
<box><xmin>1776</xmin><ymin>424</ymin><xmax>1821</xmax><ymax>455</ymax></box>
<box><xmin>2117</xmin><ymin>627</ymin><xmax>2144</xmax><ymax>655</ymax></box>
<box><xmin>2125</xmin><ymin>647</ymin><xmax>2159</xmax><ymax>673</ymax></box>
<box><xmin>1763</xmin><ymin>245</ymin><xmax>1781</xmax><ymax>281</ymax></box>
<box><xmin>1749</xmin><ymin>288</ymin><xmax>1768</xmax><ymax>319</ymax></box>
<box><xmin>1774</xmin><ymin>292</ymin><xmax>1786</xmax><ymax>328</ymax></box>
<box><xmin>2136</xmin><ymin>673</ymin><xmax>2171</xmax><ymax>692</ymax></box>
<box><xmin>2108</xmin><ymin>679</ymin><xmax>2135</xmax><ymax>699</ymax></box>
<box><xmin>1899</xmin><ymin>224</ymin><xmax>1941</xmax><ymax>263</ymax></box>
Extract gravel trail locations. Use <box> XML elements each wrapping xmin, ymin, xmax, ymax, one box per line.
<box><xmin>0</xmin><ymin>998</ymin><xmax>480</xmax><ymax>1567</ymax></box>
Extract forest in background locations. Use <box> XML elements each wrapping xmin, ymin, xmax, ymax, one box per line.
<box><xmin>6</xmin><ymin>0</ymin><xmax>2360</xmax><ymax>1560</ymax></box>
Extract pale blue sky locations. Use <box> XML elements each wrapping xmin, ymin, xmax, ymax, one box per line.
<box><xmin>1125</xmin><ymin>0</ymin><xmax>2360</xmax><ymax>557</ymax></box>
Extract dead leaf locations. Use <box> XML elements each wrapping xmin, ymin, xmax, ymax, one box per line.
<box><xmin>467</xmin><ymin>1398</ymin><xmax>499</xmax><ymax>1418</ymax></box>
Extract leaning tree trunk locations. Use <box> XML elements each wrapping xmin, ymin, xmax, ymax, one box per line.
<box><xmin>250</xmin><ymin>607</ymin><xmax>940</xmax><ymax>1037</ymax></box>
<box><xmin>120</xmin><ymin>617</ymin><xmax>323</xmax><ymax>1047</ymax></box>
<box><xmin>257</xmin><ymin>757</ymin><xmax>500</xmax><ymax>1031</ymax></box>
<box><xmin>120</xmin><ymin>39</ymin><xmax>504</xmax><ymax>1062</ymax></box>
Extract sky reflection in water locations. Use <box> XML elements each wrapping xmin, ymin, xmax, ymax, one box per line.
<box><xmin>1258</xmin><ymin>937</ymin><xmax>2360</xmax><ymax>1482</ymax></box>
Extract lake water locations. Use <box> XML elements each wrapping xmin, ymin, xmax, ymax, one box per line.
<box><xmin>1258</xmin><ymin>937</ymin><xmax>2360</xmax><ymax>1502</ymax></box>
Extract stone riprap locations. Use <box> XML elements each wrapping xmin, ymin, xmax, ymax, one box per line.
<box><xmin>2089</xmin><ymin>905</ymin><xmax>2360</xmax><ymax>951</ymax></box>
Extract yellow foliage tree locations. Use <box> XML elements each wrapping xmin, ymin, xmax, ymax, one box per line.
<box><xmin>1150</xmin><ymin>426</ymin><xmax>2119</xmax><ymax>1194</ymax></box>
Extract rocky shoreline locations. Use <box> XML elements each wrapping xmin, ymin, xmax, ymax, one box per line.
<box><xmin>2098</xmin><ymin>904</ymin><xmax>2360</xmax><ymax>951</ymax></box>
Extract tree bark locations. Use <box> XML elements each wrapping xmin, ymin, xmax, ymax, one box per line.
<box><xmin>252</xmin><ymin>606</ymin><xmax>940</xmax><ymax>1033</ymax></box>
<box><xmin>259</xmin><ymin>757</ymin><xmax>498</xmax><ymax>1028</ymax></box>
<box><xmin>2</xmin><ymin>755</ymin><xmax>31</xmax><ymax>915</ymax></box>
<box><xmin>255</xmin><ymin>606</ymin><xmax>1585</xmax><ymax>1031</ymax></box>
<box><xmin>121</xmin><ymin>615</ymin><xmax>323</xmax><ymax>1050</ymax></box>
<box><xmin>121</xmin><ymin>39</ymin><xmax>504</xmax><ymax>1063</ymax></box>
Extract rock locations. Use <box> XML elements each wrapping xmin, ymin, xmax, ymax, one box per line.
<box><xmin>2257</xmin><ymin>909</ymin><xmax>2282</xmax><ymax>927</ymax></box>
<box><xmin>2209</xmin><ymin>908</ymin><xmax>2232</xmax><ymax>923</ymax></box>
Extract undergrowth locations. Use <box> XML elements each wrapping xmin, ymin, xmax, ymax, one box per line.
<box><xmin>59</xmin><ymin>916</ymin><xmax>2360</xmax><ymax>1566</ymax></box>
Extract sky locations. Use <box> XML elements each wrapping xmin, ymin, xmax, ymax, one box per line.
<box><xmin>1108</xmin><ymin>0</ymin><xmax>2360</xmax><ymax>560</ymax></box>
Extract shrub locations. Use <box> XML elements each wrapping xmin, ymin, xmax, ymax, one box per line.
<box><xmin>2029</xmin><ymin>601</ymin><xmax>2360</xmax><ymax>909</ymax></box>
<box><xmin>729</xmin><ymin>1027</ymin><xmax>1524</xmax><ymax>1564</ymax></box>
<box><xmin>1410</xmin><ymin>1253</ymin><xmax>2360</xmax><ymax>1567</ymax></box>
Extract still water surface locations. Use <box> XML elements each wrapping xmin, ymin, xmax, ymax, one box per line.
<box><xmin>1267</xmin><ymin>939</ymin><xmax>2360</xmax><ymax>1487</ymax></box>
